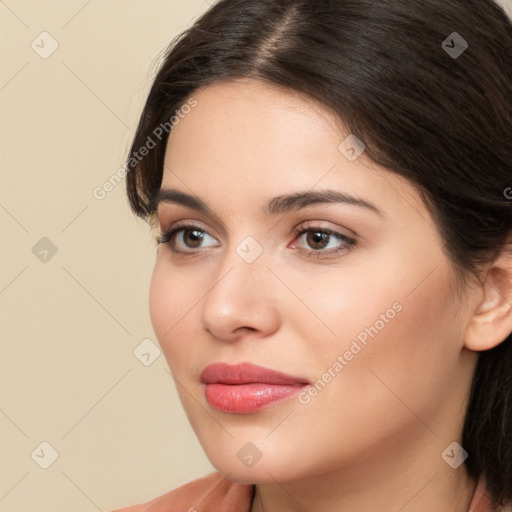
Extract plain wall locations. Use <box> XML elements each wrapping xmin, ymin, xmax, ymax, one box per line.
<box><xmin>1</xmin><ymin>1</ymin><xmax>511</xmax><ymax>510</ymax></box>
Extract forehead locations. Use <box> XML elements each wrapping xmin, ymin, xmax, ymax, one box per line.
<box><xmin>160</xmin><ymin>78</ymin><xmax>427</xmax><ymax>227</ymax></box>
<box><xmin>189</xmin><ymin>78</ymin><xmax>339</xmax><ymax>119</ymax></box>
<box><xmin>163</xmin><ymin>79</ymin><xmax>358</xmax><ymax>185</ymax></box>
<box><xmin>166</xmin><ymin>78</ymin><xmax>345</xmax><ymax>151</ymax></box>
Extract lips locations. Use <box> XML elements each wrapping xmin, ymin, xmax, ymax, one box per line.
<box><xmin>200</xmin><ymin>362</ymin><xmax>310</xmax><ymax>414</ymax></box>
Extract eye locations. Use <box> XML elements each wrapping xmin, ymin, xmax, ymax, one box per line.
<box><xmin>156</xmin><ymin>221</ymin><xmax>357</xmax><ymax>259</ymax></box>
<box><xmin>156</xmin><ymin>223</ymin><xmax>219</xmax><ymax>253</ymax></box>
<box><xmin>290</xmin><ymin>223</ymin><xmax>356</xmax><ymax>258</ymax></box>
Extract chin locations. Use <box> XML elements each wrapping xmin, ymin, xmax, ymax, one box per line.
<box><xmin>211</xmin><ymin>464</ymin><xmax>276</xmax><ymax>486</ymax></box>
<box><xmin>203</xmin><ymin>445</ymin><xmax>307</xmax><ymax>486</ymax></box>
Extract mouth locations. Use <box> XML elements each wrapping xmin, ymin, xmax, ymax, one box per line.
<box><xmin>199</xmin><ymin>362</ymin><xmax>310</xmax><ymax>414</ymax></box>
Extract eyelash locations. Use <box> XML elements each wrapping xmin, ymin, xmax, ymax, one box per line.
<box><xmin>156</xmin><ymin>222</ymin><xmax>357</xmax><ymax>259</ymax></box>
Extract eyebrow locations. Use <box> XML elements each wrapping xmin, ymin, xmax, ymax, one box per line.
<box><xmin>149</xmin><ymin>187</ymin><xmax>384</xmax><ymax>218</ymax></box>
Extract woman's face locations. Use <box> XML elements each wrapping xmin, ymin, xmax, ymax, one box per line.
<box><xmin>149</xmin><ymin>79</ymin><xmax>477</xmax><ymax>484</ymax></box>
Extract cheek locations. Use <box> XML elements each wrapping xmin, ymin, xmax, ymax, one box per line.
<box><xmin>278</xmin><ymin>256</ymin><xmax>404</xmax><ymax>353</ymax></box>
<box><xmin>295</xmin><ymin>244</ymin><xmax>459</xmax><ymax>381</ymax></box>
<box><xmin>148</xmin><ymin>260</ymin><xmax>188</xmax><ymax>363</ymax></box>
<box><xmin>148</xmin><ymin>261</ymin><xmax>169</xmax><ymax>339</ymax></box>
<box><xmin>149</xmin><ymin>259</ymin><xmax>210</xmax><ymax>378</ymax></box>
<box><xmin>315</xmin><ymin>262</ymin><xmax>461</xmax><ymax>426</ymax></box>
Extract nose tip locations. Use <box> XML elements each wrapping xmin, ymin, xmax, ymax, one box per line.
<box><xmin>200</xmin><ymin>258</ymin><xmax>280</xmax><ymax>343</ymax></box>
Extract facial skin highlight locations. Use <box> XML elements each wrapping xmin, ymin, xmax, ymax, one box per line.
<box><xmin>148</xmin><ymin>78</ymin><xmax>483</xmax><ymax>511</ymax></box>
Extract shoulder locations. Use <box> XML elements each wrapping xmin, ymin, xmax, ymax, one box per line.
<box><xmin>109</xmin><ymin>471</ymin><xmax>254</xmax><ymax>512</ymax></box>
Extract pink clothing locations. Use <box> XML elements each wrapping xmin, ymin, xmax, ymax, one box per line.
<box><xmin>111</xmin><ymin>471</ymin><xmax>508</xmax><ymax>512</ymax></box>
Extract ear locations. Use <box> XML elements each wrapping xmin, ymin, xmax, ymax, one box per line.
<box><xmin>464</xmin><ymin>240</ymin><xmax>512</xmax><ymax>352</ymax></box>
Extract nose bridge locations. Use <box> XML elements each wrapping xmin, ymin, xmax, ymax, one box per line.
<box><xmin>211</xmin><ymin>232</ymin><xmax>269</xmax><ymax>300</ymax></box>
<box><xmin>233</xmin><ymin>233</ymin><xmax>266</xmax><ymax>267</ymax></box>
<box><xmin>200</xmin><ymin>231</ymin><xmax>279</xmax><ymax>339</ymax></box>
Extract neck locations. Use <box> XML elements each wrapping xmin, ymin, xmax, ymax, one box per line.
<box><xmin>250</xmin><ymin>435</ymin><xmax>478</xmax><ymax>512</ymax></box>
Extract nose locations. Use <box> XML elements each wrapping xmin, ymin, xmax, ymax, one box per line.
<box><xmin>200</xmin><ymin>242</ymin><xmax>281</xmax><ymax>342</ymax></box>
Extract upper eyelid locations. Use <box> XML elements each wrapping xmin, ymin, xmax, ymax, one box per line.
<box><xmin>156</xmin><ymin>206</ymin><xmax>231</xmax><ymax>238</ymax></box>
<box><xmin>161</xmin><ymin>219</ymin><xmax>351</xmax><ymax>235</ymax></box>
<box><xmin>162</xmin><ymin>221</ymin><xmax>355</xmax><ymax>245</ymax></box>
<box><xmin>155</xmin><ymin>199</ymin><xmax>374</xmax><ymax>238</ymax></box>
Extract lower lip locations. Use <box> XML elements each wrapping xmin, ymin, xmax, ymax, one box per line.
<box><xmin>204</xmin><ymin>383</ymin><xmax>308</xmax><ymax>413</ymax></box>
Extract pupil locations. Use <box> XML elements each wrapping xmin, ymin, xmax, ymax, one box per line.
<box><xmin>186</xmin><ymin>230</ymin><xmax>203</xmax><ymax>247</ymax></box>
<box><xmin>309</xmin><ymin>231</ymin><xmax>328</xmax><ymax>249</ymax></box>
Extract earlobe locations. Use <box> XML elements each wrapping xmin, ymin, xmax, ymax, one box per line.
<box><xmin>463</xmin><ymin>245</ymin><xmax>512</xmax><ymax>352</ymax></box>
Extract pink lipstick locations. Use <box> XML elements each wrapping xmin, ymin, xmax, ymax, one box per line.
<box><xmin>200</xmin><ymin>362</ymin><xmax>310</xmax><ymax>414</ymax></box>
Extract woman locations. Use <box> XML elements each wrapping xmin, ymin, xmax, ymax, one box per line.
<box><xmin>111</xmin><ymin>0</ymin><xmax>512</xmax><ymax>510</ymax></box>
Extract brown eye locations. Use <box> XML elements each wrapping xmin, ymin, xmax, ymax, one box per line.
<box><xmin>180</xmin><ymin>229</ymin><xmax>205</xmax><ymax>249</ymax></box>
<box><xmin>305</xmin><ymin>231</ymin><xmax>331</xmax><ymax>250</ymax></box>
<box><xmin>292</xmin><ymin>223</ymin><xmax>357</xmax><ymax>258</ymax></box>
<box><xmin>156</xmin><ymin>224</ymin><xmax>219</xmax><ymax>252</ymax></box>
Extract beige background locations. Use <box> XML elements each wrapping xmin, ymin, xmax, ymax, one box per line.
<box><xmin>1</xmin><ymin>1</ymin><xmax>511</xmax><ymax>511</ymax></box>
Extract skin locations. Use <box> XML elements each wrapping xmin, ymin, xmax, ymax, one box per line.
<box><xmin>148</xmin><ymin>78</ymin><xmax>512</xmax><ymax>512</ymax></box>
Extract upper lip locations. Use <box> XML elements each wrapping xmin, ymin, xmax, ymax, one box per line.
<box><xmin>200</xmin><ymin>362</ymin><xmax>310</xmax><ymax>385</ymax></box>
